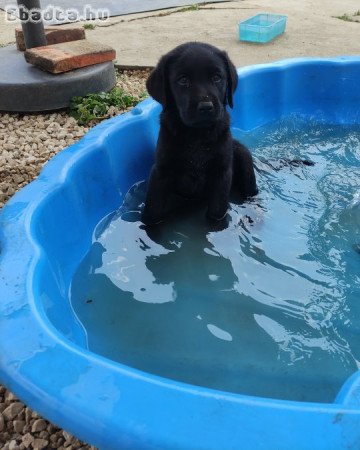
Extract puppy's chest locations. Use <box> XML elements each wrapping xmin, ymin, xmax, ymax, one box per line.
<box><xmin>180</xmin><ymin>142</ymin><xmax>215</xmax><ymax>172</ymax></box>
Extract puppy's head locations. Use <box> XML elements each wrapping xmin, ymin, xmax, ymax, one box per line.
<box><xmin>146</xmin><ymin>42</ymin><xmax>238</xmax><ymax>128</ymax></box>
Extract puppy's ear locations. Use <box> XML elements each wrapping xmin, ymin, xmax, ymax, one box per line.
<box><xmin>146</xmin><ymin>54</ymin><xmax>173</xmax><ymax>107</ymax></box>
<box><xmin>221</xmin><ymin>51</ymin><xmax>238</xmax><ymax>109</ymax></box>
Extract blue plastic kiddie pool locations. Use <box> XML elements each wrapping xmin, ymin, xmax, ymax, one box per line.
<box><xmin>1</xmin><ymin>57</ymin><xmax>360</xmax><ymax>450</ymax></box>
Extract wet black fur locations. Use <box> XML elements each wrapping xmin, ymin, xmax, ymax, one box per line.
<box><xmin>142</xmin><ymin>42</ymin><xmax>258</xmax><ymax>225</ymax></box>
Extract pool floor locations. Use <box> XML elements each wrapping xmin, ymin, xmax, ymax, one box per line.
<box><xmin>70</xmin><ymin>117</ymin><xmax>360</xmax><ymax>403</ymax></box>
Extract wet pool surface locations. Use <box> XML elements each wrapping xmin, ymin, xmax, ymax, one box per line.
<box><xmin>70</xmin><ymin>117</ymin><xmax>360</xmax><ymax>402</ymax></box>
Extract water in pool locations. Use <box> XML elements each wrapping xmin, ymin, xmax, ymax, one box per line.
<box><xmin>70</xmin><ymin>117</ymin><xmax>360</xmax><ymax>402</ymax></box>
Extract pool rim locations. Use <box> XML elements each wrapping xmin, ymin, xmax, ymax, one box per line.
<box><xmin>1</xmin><ymin>56</ymin><xmax>360</xmax><ymax>450</ymax></box>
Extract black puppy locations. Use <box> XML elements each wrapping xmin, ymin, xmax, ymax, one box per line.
<box><xmin>142</xmin><ymin>42</ymin><xmax>258</xmax><ymax>225</ymax></box>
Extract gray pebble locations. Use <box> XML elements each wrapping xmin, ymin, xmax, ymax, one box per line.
<box><xmin>3</xmin><ymin>402</ymin><xmax>24</xmax><ymax>421</ymax></box>
<box><xmin>5</xmin><ymin>390</ymin><xmax>17</xmax><ymax>402</ymax></box>
<box><xmin>32</xmin><ymin>438</ymin><xmax>49</xmax><ymax>449</ymax></box>
<box><xmin>9</xmin><ymin>440</ymin><xmax>20</xmax><ymax>450</ymax></box>
<box><xmin>21</xmin><ymin>433</ymin><xmax>34</xmax><ymax>447</ymax></box>
<box><xmin>38</xmin><ymin>431</ymin><xmax>49</xmax><ymax>439</ymax></box>
<box><xmin>13</xmin><ymin>420</ymin><xmax>26</xmax><ymax>433</ymax></box>
<box><xmin>31</xmin><ymin>419</ymin><xmax>47</xmax><ymax>433</ymax></box>
<box><xmin>3</xmin><ymin>143</ymin><xmax>15</xmax><ymax>150</ymax></box>
<box><xmin>50</xmin><ymin>434</ymin><xmax>58</xmax><ymax>443</ymax></box>
<box><xmin>63</xmin><ymin>430</ymin><xmax>73</xmax><ymax>441</ymax></box>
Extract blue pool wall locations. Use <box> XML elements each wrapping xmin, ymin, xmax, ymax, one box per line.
<box><xmin>234</xmin><ymin>58</ymin><xmax>360</xmax><ymax>131</ymax></box>
<box><xmin>1</xmin><ymin>57</ymin><xmax>360</xmax><ymax>450</ymax></box>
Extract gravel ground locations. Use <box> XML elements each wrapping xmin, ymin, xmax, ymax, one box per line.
<box><xmin>0</xmin><ymin>69</ymin><xmax>150</xmax><ymax>449</ymax></box>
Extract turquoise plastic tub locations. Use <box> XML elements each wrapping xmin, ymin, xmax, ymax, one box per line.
<box><xmin>239</xmin><ymin>13</ymin><xmax>287</xmax><ymax>43</ymax></box>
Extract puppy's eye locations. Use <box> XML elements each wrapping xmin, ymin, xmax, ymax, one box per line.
<box><xmin>212</xmin><ymin>74</ymin><xmax>222</xmax><ymax>83</ymax></box>
<box><xmin>178</xmin><ymin>76</ymin><xmax>190</xmax><ymax>87</ymax></box>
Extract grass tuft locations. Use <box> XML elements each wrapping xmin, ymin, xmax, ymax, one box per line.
<box><xmin>83</xmin><ymin>23</ymin><xmax>96</xmax><ymax>30</ymax></box>
<box><xmin>335</xmin><ymin>13</ymin><xmax>352</xmax><ymax>22</ymax></box>
<box><xmin>69</xmin><ymin>88</ymin><xmax>147</xmax><ymax>125</ymax></box>
<box><xmin>334</xmin><ymin>11</ymin><xmax>360</xmax><ymax>22</ymax></box>
<box><xmin>178</xmin><ymin>4</ymin><xmax>200</xmax><ymax>12</ymax></box>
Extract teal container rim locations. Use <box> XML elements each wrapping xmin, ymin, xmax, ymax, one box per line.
<box><xmin>239</xmin><ymin>12</ymin><xmax>288</xmax><ymax>28</ymax></box>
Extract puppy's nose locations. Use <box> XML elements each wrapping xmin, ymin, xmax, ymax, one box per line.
<box><xmin>198</xmin><ymin>101</ymin><xmax>214</xmax><ymax>113</ymax></box>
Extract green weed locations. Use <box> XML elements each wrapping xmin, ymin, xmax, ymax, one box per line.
<box><xmin>178</xmin><ymin>4</ymin><xmax>199</xmax><ymax>12</ymax></box>
<box><xmin>69</xmin><ymin>88</ymin><xmax>147</xmax><ymax>125</ymax></box>
<box><xmin>334</xmin><ymin>11</ymin><xmax>360</xmax><ymax>22</ymax></box>
<box><xmin>335</xmin><ymin>13</ymin><xmax>353</xmax><ymax>22</ymax></box>
<box><xmin>83</xmin><ymin>23</ymin><xmax>96</xmax><ymax>30</ymax></box>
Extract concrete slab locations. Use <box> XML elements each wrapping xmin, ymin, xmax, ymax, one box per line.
<box><xmin>1</xmin><ymin>1</ymin><xmax>360</xmax><ymax>68</ymax></box>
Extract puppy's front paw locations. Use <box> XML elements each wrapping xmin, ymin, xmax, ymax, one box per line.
<box><xmin>206</xmin><ymin>200</ymin><xmax>229</xmax><ymax>220</ymax></box>
<box><xmin>206</xmin><ymin>213</ymin><xmax>229</xmax><ymax>231</ymax></box>
<box><xmin>206</xmin><ymin>202</ymin><xmax>229</xmax><ymax>222</ymax></box>
<box><xmin>141</xmin><ymin>209</ymin><xmax>164</xmax><ymax>226</ymax></box>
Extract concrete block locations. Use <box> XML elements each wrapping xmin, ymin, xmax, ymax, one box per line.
<box><xmin>24</xmin><ymin>40</ymin><xmax>116</xmax><ymax>74</ymax></box>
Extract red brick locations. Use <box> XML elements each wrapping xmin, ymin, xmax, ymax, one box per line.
<box><xmin>24</xmin><ymin>40</ymin><xmax>116</xmax><ymax>74</ymax></box>
<box><xmin>15</xmin><ymin>26</ymin><xmax>85</xmax><ymax>51</ymax></box>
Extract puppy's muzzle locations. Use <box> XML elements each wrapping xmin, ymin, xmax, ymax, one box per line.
<box><xmin>197</xmin><ymin>101</ymin><xmax>214</xmax><ymax>114</ymax></box>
